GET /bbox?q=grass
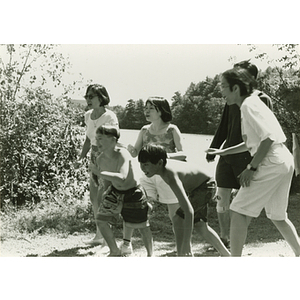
[114,193,300,253]
[1,189,300,252]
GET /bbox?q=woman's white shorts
[230,145,294,221]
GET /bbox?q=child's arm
[99,151,133,187]
[89,161,101,176]
[127,127,145,157]
[167,174,194,256]
[169,126,187,161]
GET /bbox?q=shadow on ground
[26,245,100,257]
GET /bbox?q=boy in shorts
[138,144,230,256]
[89,125,153,256]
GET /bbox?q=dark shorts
[96,185,149,225]
[216,154,251,189]
[176,178,215,223]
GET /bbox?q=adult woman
[206,60,273,248]
[79,84,119,246]
[206,68,300,256]
[124,96,186,254]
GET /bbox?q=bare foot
[107,250,122,257]
[83,238,105,246]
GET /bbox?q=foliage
[171,76,224,134]
[118,99,147,129]
[0,191,94,241]
[0,44,87,207]
[249,44,300,192]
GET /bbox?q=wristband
[247,164,257,171]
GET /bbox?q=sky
[58,44,293,107]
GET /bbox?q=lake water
[118,129,218,179]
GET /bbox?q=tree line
[110,67,299,143]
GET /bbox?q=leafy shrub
[0,87,85,207]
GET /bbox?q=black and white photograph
[1,1,299,299]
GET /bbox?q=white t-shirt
[241,95,286,156]
[85,109,119,146]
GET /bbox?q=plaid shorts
[96,185,149,225]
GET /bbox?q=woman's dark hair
[222,68,256,96]
[138,144,167,166]
[96,124,120,141]
[234,59,259,79]
[86,84,110,106]
[146,96,172,123]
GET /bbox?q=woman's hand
[238,169,255,187]
[205,148,225,156]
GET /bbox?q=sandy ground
[0,232,297,257]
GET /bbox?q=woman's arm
[79,136,91,160]
[206,104,229,162]
[238,138,274,187]
[249,138,273,169]
[206,142,248,156]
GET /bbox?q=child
[138,144,231,257]
[206,67,300,256]
[89,125,153,256]
[126,96,186,254]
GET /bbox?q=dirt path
[0,233,296,257]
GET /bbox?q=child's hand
[89,162,99,175]
[127,144,136,157]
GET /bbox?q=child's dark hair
[86,84,110,106]
[234,59,258,79]
[222,68,256,96]
[146,96,172,122]
[138,144,167,166]
[96,124,120,141]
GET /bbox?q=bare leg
[97,220,121,256]
[123,226,134,242]
[215,188,232,244]
[167,203,181,251]
[230,211,252,256]
[87,180,103,242]
[172,214,192,256]
[139,227,154,256]
[194,221,230,256]
[272,219,300,256]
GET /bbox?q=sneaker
[121,242,133,255]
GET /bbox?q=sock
[123,239,131,246]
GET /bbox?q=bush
[0,88,85,207]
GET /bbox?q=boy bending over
[138,144,230,257]
[89,125,153,256]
